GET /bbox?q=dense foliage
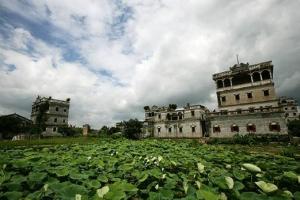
[123,119,143,139]
[288,120,300,137]
[0,116,31,139]
[0,139,299,200]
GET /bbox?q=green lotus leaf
[240,192,268,200]
[242,163,261,173]
[2,191,23,200]
[86,180,101,189]
[255,181,278,193]
[225,176,234,189]
[196,189,219,200]
[97,185,109,198]
[283,171,298,181]
[28,172,47,182]
[197,163,205,173]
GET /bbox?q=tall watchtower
[212,61,278,112]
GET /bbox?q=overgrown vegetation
[0,116,31,139]
[288,120,300,137]
[123,119,143,139]
[0,139,299,199]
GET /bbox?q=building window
[263,90,269,96]
[291,107,296,110]
[231,124,239,132]
[249,107,255,113]
[168,127,172,133]
[179,127,183,133]
[221,110,228,115]
[158,114,161,119]
[221,96,226,102]
[247,124,256,132]
[235,94,240,101]
[285,107,288,110]
[54,118,57,122]
[294,113,297,116]
[269,122,280,132]
[63,119,66,123]
[192,127,196,133]
[191,110,195,116]
[247,92,253,98]
[56,107,59,111]
[64,109,67,112]
[213,125,221,133]
[157,127,161,133]
[53,127,56,132]
[236,109,242,114]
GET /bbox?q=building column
[250,74,254,83]
[222,79,225,87]
[229,78,233,88]
[259,72,263,81]
[269,70,273,80]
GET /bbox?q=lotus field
[0,139,299,200]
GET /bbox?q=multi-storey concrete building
[279,97,299,122]
[144,60,289,138]
[143,104,209,138]
[31,96,70,135]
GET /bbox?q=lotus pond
[0,139,299,200]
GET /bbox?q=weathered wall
[209,112,288,137]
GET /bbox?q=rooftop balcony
[208,106,283,117]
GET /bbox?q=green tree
[168,104,177,111]
[0,116,32,139]
[108,127,121,135]
[32,101,49,135]
[123,119,143,140]
[99,126,109,136]
[288,120,300,137]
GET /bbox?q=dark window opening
[235,94,240,101]
[158,114,161,119]
[179,127,183,133]
[167,114,171,120]
[54,118,57,122]
[247,124,256,132]
[217,80,223,88]
[63,119,66,123]
[168,127,172,133]
[252,72,261,82]
[285,107,288,110]
[269,123,280,132]
[64,109,67,112]
[232,73,252,86]
[178,113,183,120]
[221,110,228,115]
[53,127,56,132]
[249,107,255,113]
[56,107,59,111]
[294,113,297,116]
[231,125,239,132]
[191,110,195,116]
[263,90,269,96]
[291,107,296,110]
[247,92,253,98]
[261,70,271,80]
[192,127,196,133]
[213,126,221,133]
[158,127,161,133]
[224,79,231,87]
[236,109,242,114]
[221,96,226,102]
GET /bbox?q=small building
[0,113,32,139]
[278,97,299,122]
[31,96,70,136]
[82,124,90,136]
[144,104,209,138]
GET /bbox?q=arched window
[217,80,223,88]
[166,113,171,120]
[269,122,280,132]
[224,79,231,87]
[252,72,260,82]
[178,112,183,120]
[157,127,161,133]
[247,123,256,133]
[213,125,221,133]
[231,124,239,132]
[261,70,271,80]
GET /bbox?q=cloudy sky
[0,0,300,128]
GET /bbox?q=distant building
[0,113,32,139]
[82,124,90,136]
[143,60,289,138]
[209,61,287,137]
[143,104,209,138]
[279,97,299,122]
[31,96,70,135]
